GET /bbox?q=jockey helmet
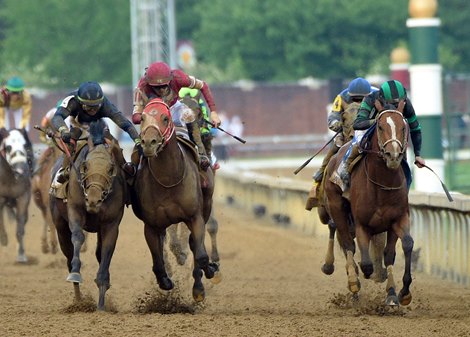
[347,77,371,97]
[145,62,172,86]
[379,80,407,103]
[77,81,104,107]
[6,76,25,92]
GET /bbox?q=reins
[146,142,186,188]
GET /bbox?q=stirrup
[199,154,210,171]
[312,170,323,183]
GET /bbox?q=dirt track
[1,199,470,337]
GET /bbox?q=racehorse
[131,97,218,302]
[168,94,220,271]
[32,145,61,254]
[50,120,127,310]
[321,108,413,306]
[0,128,32,263]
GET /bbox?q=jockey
[51,81,140,184]
[0,76,35,173]
[334,79,426,190]
[306,77,376,210]
[127,61,221,175]
[178,87,219,170]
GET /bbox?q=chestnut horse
[130,98,218,302]
[321,109,413,306]
[50,120,128,310]
[32,145,61,254]
[0,128,32,263]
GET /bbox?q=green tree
[0,0,131,88]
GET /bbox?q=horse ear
[374,99,384,112]
[397,100,405,112]
[87,135,94,151]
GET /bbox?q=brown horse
[0,128,32,263]
[168,94,220,270]
[32,145,61,254]
[321,108,413,306]
[50,120,128,310]
[131,98,218,302]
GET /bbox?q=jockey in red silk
[126,61,221,175]
[335,80,426,190]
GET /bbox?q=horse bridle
[80,148,116,202]
[376,110,408,157]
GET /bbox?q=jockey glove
[60,129,71,143]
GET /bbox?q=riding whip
[293,130,341,175]
[416,162,453,202]
[204,119,246,144]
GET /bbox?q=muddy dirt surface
[1,200,470,337]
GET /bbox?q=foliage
[0,0,470,88]
[0,0,131,88]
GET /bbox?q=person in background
[129,61,221,174]
[178,87,219,169]
[333,79,425,191]
[305,77,375,210]
[0,76,35,173]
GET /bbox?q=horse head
[1,129,30,176]
[79,120,117,213]
[375,109,408,170]
[140,98,174,157]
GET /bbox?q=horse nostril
[151,139,157,146]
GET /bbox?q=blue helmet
[347,77,371,97]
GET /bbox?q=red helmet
[145,62,172,86]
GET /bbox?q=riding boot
[338,143,360,185]
[188,121,210,171]
[312,143,339,183]
[55,155,70,184]
[122,145,140,177]
[202,132,219,170]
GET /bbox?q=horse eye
[5,145,11,153]
[108,166,114,175]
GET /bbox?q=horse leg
[65,213,86,285]
[54,213,82,301]
[48,213,59,254]
[383,231,399,306]
[144,224,173,291]
[40,208,50,254]
[168,223,188,266]
[398,228,414,306]
[356,225,373,279]
[0,205,7,246]
[15,197,29,263]
[207,214,222,284]
[95,224,119,311]
[370,233,387,283]
[207,214,219,263]
[321,220,336,275]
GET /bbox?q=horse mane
[89,120,107,146]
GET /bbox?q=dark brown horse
[0,128,32,263]
[131,98,218,302]
[50,120,128,310]
[321,108,413,306]
[32,145,61,254]
[168,94,220,272]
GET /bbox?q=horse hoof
[66,272,83,283]
[192,288,206,302]
[348,279,361,293]
[16,254,28,263]
[210,271,223,284]
[321,264,334,275]
[399,292,412,306]
[385,295,399,306]
[158,277,174,291]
